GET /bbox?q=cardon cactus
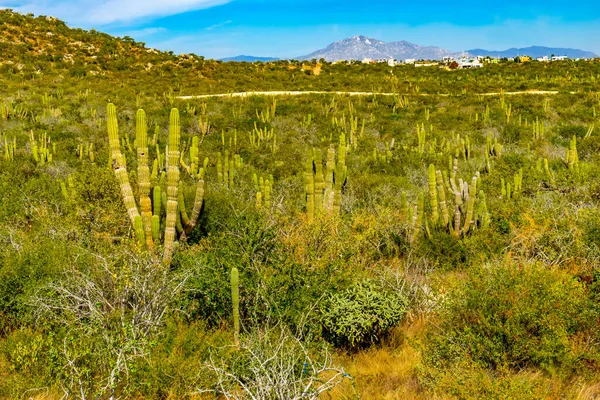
[107,105,205,266]
[231,267,240,346]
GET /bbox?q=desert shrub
[321,281,408,350]
[423,262,599,377]
[198,326,348,399]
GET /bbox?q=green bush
[423,262,599,377]
[320,281,408,350]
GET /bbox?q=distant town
[336,53,591,69]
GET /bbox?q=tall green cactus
[136,110,154,249]
[163,108,181,265]
[436,170,449,227]
[305,152,315,223]
[107,103,141,227]
[231,267,240,346]
[462,176,478,235]
[428,164,439,224]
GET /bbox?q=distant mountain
[467,46,597,59]
[297,35,465,61]
[221,55,279,62]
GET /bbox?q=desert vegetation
[2,9,600,399]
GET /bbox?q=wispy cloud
[0,0,232,26]
[205,19,232,31]
[123,27,167,38]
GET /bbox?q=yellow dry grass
[327,317,427,399]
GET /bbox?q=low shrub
[321,281,408,350]
[423,262,599,378]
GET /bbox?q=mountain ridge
[467,46,597,59]
[296,35,465,61]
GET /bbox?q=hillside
[0,9,204,74]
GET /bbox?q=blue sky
[1,0,599,58]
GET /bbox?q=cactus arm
[184,179,205,235]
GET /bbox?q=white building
[404,58,416,64]
[458,59,483,69]
[551,55,568,61]
[537,56,549,62]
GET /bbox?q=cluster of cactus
[482,104,491,124]
[216,150,242,188]
[501,168,523,199]
[563,135,579,173]
[543,98,550,113]
[301,113,313,128]
[486,135,503,157]
[197,114,211,140]
[180,136,209,177]
[415,162,490,240]
[417,123,426,154]
[256,98,277,123]
[441,133,471,161]
[250,122,276,152]
[330,114,363,151]
[184,102,196,116]
[500,98,512,124]
[253,174,273,210]
[372,140,394,163]
[232,103,244,119]
[76,143,95,163]
[107,104,205,265]
[532,117,545,140]
[220,129,237,150]
[0,102,29,120]
[399,191,425,243]
[392,94,409,113]
[320,96,338,117]
[304,141,348,222]
[29,131,54,164]
[536,157,555,185]
[3,135,16,161]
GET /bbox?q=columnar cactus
[428,164,439,224]
[108,103,140,226]
[163,109,181,265]
[565,135,579,173]
[436,170,450,228]
[136,110,154,249]
[231,267,240,346]
[304,145,347,221]
[107,105,205,265]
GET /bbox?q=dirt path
[178,90,574,100]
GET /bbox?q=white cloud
[205,19,232,30]
[0,0,232,26]
[123,27,167,38]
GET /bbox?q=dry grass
[326,317,427,399]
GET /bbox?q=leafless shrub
[30,250,191,399]
[197,326,348,400]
